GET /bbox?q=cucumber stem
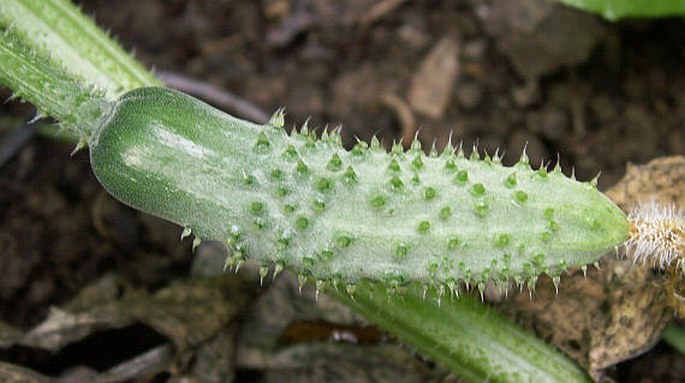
[0,0,161,99]
[330,281,592,383]
[0,30,108,139]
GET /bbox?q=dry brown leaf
[1,274,249,381]
[0,361,50,383]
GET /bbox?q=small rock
[407,37,460,118]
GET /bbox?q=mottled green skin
[90,87,629,288]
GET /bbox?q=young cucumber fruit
[89,87,629,292]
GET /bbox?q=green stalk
[559,0,685,21]
[0,0,160,99]
[331,282,592,383]
[0,30,107,139]
[662,323,685,355]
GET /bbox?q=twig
[158,71,270,124]
[95,343,173,383]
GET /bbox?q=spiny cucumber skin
[90,87,629,290]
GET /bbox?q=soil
[1,0,684,382]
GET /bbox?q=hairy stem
[331,282,592,383]
[0,0,160,99]
[0,30,107,138]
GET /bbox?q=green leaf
[331,281,593,383]
[559,0,685,21]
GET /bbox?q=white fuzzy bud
[626,201,685,270]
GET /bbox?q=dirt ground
[1,0,685,382]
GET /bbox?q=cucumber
[89,87,629,293]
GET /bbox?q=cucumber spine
[89,87,630,295]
